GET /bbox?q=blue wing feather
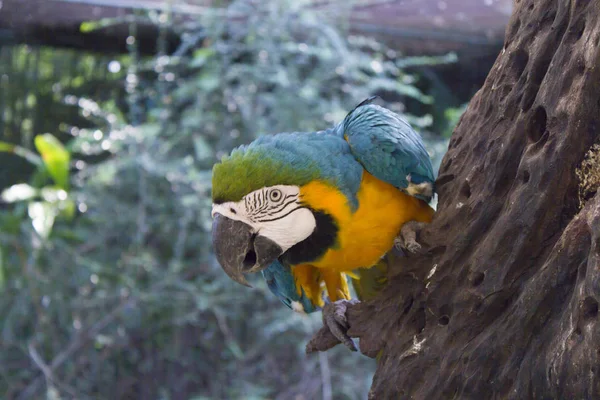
[261,260,319,313]
[333,102,435,201]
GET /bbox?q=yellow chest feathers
[299,172,434,272]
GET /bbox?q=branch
[27,342,82,399]
[318,351,333,400]
[18,298,137,399]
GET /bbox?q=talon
[405,240,422,253]
[307,299,359,353]
[395,220,427,254]
[323,299,358,351]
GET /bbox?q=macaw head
[211,131,361,286]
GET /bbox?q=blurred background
[0,0,511,398]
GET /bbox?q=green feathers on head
[212,134,319,203]
[211,131,363,205]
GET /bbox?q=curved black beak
[211,213,283,287]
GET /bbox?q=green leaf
[34,134,71,190]
[28,201,58,239]
[80,16,140,33]
[190,48,216,67]
[0,141,15,152]
[79,18,117,33]
[1,183,39,203]
[80,21,98,33]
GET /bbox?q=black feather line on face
[280,209,338,266]
[269,198,297,214]
[256,191,267,212]
[255,206,306,223]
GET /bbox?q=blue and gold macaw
[211,97,435,347]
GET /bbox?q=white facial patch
[211,185,316,252]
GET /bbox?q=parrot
[211,97,435,347]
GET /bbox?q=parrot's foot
[306,299,359,353]
[394,220,427,254]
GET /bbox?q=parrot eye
[269,189,282,202]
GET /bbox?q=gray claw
[395,221,427,254]
[322,299,359,352]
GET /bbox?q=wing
[349,247,406,301]
[336,99,435,202]
[349,258,388,301]
[261,260,321,314]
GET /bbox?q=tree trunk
[313,0,600,398]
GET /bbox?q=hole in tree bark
[430,246,447,256]
[521,40,557,112]
[414,307,426,334]
[461,182,471,199]
[508,18,521,43]
[471,272,485,287]
[523,170,530,183]
[437,304,452,326]
[581,296,599,321]
[528,106,547,143]
[511,48,529,78]
[541,8,556,24]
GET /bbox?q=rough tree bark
[311,0,600,398]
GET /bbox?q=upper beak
[211,213,284,287]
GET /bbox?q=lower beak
[211,213,284,287]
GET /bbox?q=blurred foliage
[0,0,452,398]
[0,44,128,191]
[442,103,468,138]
